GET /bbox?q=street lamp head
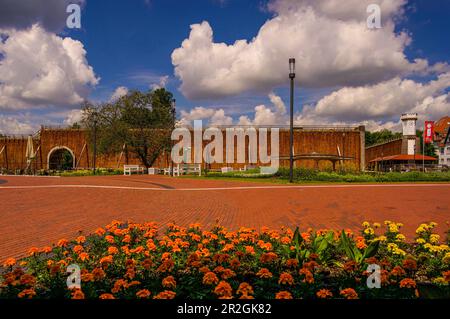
[289,58,296,78]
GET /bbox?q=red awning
[370,154,438,163]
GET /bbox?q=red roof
[434,116,450,134]
[370,154,438,162]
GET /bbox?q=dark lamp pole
[93,111,98,175]
[289,58,296,183]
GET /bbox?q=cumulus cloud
[0,24,99,110]
[110,86,129,102]
[178,106,233,126]
[151,75,169,90]
[63,109,85,126]
[295,72,450,125]
[0,115,35,135]
[0,0,85,32]
[171,0,438,100]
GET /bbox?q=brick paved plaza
[0,175,449,259]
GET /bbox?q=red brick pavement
[0,175,449,260]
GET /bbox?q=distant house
[433,116,450,167]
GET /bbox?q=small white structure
[401,113,418,155]
[124,165,144,175]
[147,168,160,175]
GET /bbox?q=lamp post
[93,111,98,175]
[289,58,296,183]
[170,99,176,177]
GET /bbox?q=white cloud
[295,72,450,125]
[0,0,85,32]
[171,0,437,100]
[0,24,99,110]
[151,75,169,90]
[178,106,233,126]
[0,115,35,135]
[63,109,84,125]
[110,86,129,102]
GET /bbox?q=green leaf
[340,230,355,261]
[362,240,380,260]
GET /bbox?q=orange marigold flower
[214,281,233,298]
[281,236,291,244]
[299,268,314,284]
[92,268,106,281]
[71,289,85,300]
[136,289,151,299]
[18,289,36,299]
[237,282,254,296]
[259,252,278,263]
[95,228,106,236]
[278,272,295,285]
[100,255,113,265]
[316,289,333,299]
[142,258,153,270]
[99,293,115,299]
[108,246,119,255]
[340,288,358,299]
[203,272,219,285]
[76,236,86,244]
[275,291,293,299]
[443,271,450,283]
[28,247,39,256]
[230,258,241,269]
[122,235,131,243]
[81,272,94,282]
[285,259,299,268]
[105,235,115,243]
[157,259,175,273]
[79,252,89,261]
[256,268,273,279]
[162,276,177,289]
[130,246,144,254]
[19,274,36,286]
[3,258,16,267]
[402,259,417,270]
[220,268,236,280]
[57,239,69,247]
[153,290,176,299]
[41,246,52,254]
[399,278,416,289]
[245,246,255,255]
[391,266,406,277]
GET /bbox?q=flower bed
[1,220,449,299]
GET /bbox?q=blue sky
[0,0,449,133]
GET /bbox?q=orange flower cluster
[1,220,448,300]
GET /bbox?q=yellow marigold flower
[373,223,381,229]
[443,252,450,264]
[396,234,406,242]
[388,224,399,233]
[374,236,387,242]
[363,228,374,235]
[430,234,440,244]
[362,222,370,228]
[416,238,426,244]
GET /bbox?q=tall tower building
[401,113,418,155]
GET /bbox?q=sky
[0,0,449,135]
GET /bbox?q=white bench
[181,163,202,176]
[221,167,234,173]
[148,168,160,175]
[164,165,180,176]
[124,165,144,175]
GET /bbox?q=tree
[82,88,176,168]
[416,130,438,158]
[365,129,402,147]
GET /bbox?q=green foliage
[82,88,175,168]
[339,230,380,264]
[365,129,402,147]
